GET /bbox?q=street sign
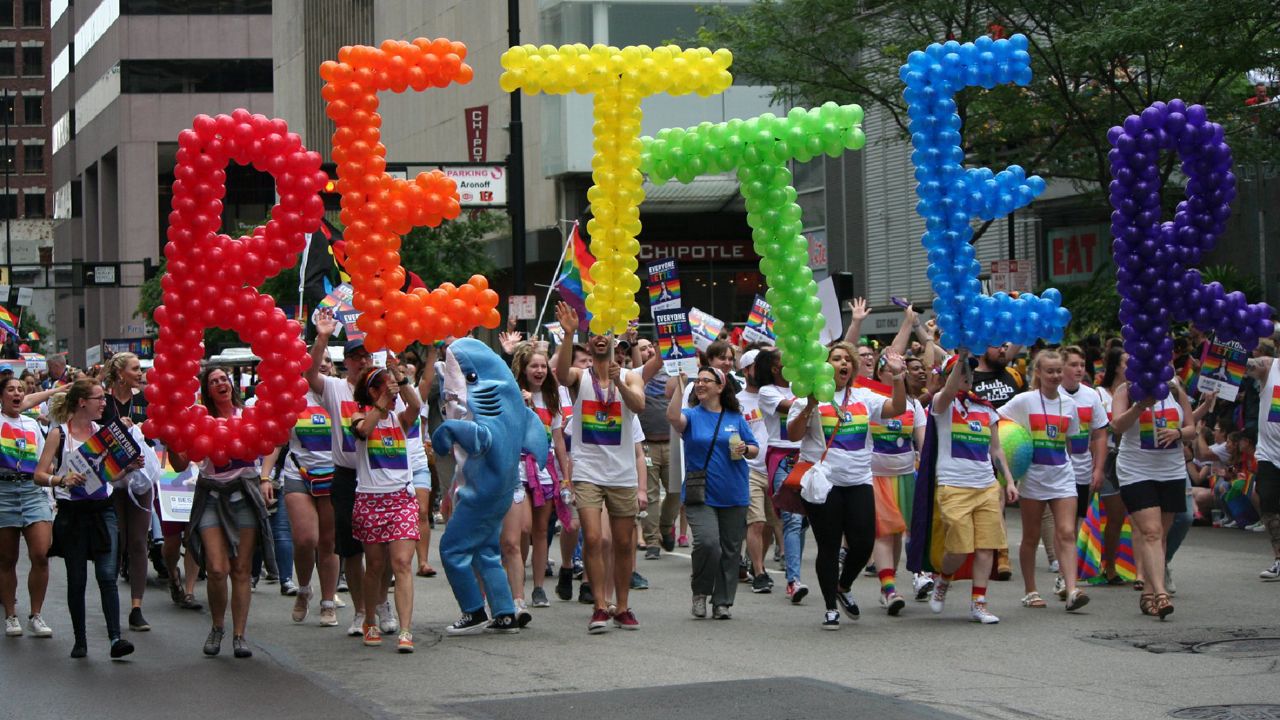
[84,262,120,287]
[399,163,507,208]
[509,295,536,320]
[990,259,1034,293]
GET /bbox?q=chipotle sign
[639,239,759,262]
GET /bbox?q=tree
[135,211,504,352]
[698,0,1280,201]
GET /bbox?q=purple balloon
[1108,100,1275,399]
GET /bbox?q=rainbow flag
[1076,493,1136,584]
[0,306,17,337]
[554,221,595,321]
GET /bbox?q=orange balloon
[322,37,499,349]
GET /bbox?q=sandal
[1020,592,1047,608]
[1132,579,1145,592]
[1139,592,1156,616]
[1066,589,1090,612]
[1154,592,1174,620]
[416,565,437,578]
[1106,574,1125,586]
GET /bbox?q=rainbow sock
[972,585,987,603]
[878,568,896,596]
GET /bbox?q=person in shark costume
[432,338,549,634]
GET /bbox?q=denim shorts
[194,493,257,532]
[0,480,52,528]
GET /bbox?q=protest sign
[687,307,725,351]
[67,419,143,497]
[654,309,698,376]
[742,295,776,344]
[646,259,682,314]
[1197,338,1248,402]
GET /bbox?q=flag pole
[532,221,575,338]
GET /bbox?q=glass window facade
[122,0,271,13]
[21,45,40,76]
[23,143,42,173]
[24,191,43,217]
[120,59,272,93]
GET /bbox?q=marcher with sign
[35,379,140,659]
[100,352,155,633]
[0,375,53,639]
[667,367,758,621]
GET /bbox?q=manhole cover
[1169,705,1280,719]
[1192,637,1280,658]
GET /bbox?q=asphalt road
[2,514,1277,720]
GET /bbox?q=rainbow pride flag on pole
[554,221,595,321]
[0,305,18,338]
[1076,493,1136,584]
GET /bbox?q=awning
[641,174,745,213]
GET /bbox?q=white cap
[738,349,760,370]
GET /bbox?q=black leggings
[803,484,876,611]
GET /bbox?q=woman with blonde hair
[100,352,154,632]
[998,350,1088,612]
[35,379,140,659]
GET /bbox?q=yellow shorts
[573,482,638,519]
[937,484,1006,555]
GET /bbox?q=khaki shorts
[574,481,639,519]
[937,484,1006,555]
[746,470,775,525]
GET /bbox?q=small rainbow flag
[554,221,595,321]
[1076,493,1136,584]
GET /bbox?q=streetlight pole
[507,0,527,298]
[3,88,9,283]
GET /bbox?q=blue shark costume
[432,338,548,625]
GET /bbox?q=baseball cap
[738,349,760,370]
[343,339,367,356]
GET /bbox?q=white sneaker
[27,614,52,638]
[1165,566,1177,595]
[691,594,707,618]
[1048,559,1060,574]
[4,615,22,637]
[347,611,365,637]
[970,601,1000,624]
[377,602,399,634]
[1260,559,1280,581]
[929,580,950,614]
[912,572,934,601]
[318,601,339,627]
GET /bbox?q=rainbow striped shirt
[367,423,408,471]
[294,405,333,452]
[820,402,870,452]
[872,409,914,456]
[950,406,991,462]
[1068,406,1093,455]
[1269,386,1280,423]
[1139,407,1181,450]
[339,400,359,453]
[0,419,38,473]
[581,399,623,447]
[1029,413,1070,466]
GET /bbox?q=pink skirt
[352,489,421,544]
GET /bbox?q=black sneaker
[630,572,650,590]
[556,568,574,601]
[109,638,135,659]
[128,607,150,632]
[739,559,751,583]
[337,573,348,593]
[644,546,660,560]
[447,610,489,636]
[545,560,556,578]
[203,627,224,656]
[70,641,87,659]
[752,572,773,594]
[822,610,840,630]
[836,589,860,620]
[232,635,252,658]
[660,526,676,552]
[578,582,595,605]
[488,614,519,634]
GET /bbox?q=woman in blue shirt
[667,366,758,621]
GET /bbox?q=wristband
[398,378,411,386]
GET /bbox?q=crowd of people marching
[1,300,1278,660]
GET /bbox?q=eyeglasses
[858,352,874,358]
[694,378,720,385]
[86,394,106,401]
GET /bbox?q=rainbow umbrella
[1076,493,1136,584]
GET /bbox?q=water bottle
[559,485,574,506]
[728,430,742,460]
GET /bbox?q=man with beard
[553,302,648,633]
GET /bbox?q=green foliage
[696,0,1280,195]
[1053,264,1121,340]
[1200,263,1263,302]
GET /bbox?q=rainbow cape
[907,413,981,580]
[554,221,595,321]
[1075,493,1137,584]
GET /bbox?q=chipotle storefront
[635,211,763,327]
